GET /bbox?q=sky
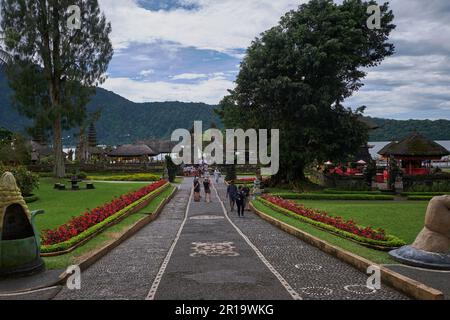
[97,0,450,120]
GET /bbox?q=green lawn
[41,185,176,270]
[253,199,429,264]
[29,178,153,233]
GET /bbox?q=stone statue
[412,196,450,253]
[390,195,450,270]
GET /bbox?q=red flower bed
[261,194,387,241]
[42,180,167,245]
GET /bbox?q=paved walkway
[55,180,190,300]
[54,178,408,300]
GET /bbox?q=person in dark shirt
[203,177,211,203]
[235,186,246,217]
[193,177,201,202]
[242,185,250,211]
[226,180,238,211]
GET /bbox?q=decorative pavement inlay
[190,242,240,257]
[190,215,225,220]
[344,284,377,295]
[299,286,334,296]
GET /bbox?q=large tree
[217,0,395,184]
[1,0,113,177]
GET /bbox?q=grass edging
[274,193,395,201]
[257,197,405,250]
[57,185,178,280]
[41,182,170,256]
[249,202,444,300]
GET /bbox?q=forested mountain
[0,70,221,145]
[1,70,449,145]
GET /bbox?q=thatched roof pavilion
[137,139,176,155]
[378,132,449,175]
[108,144,157,163]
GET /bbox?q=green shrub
[323,189,383,195]
[87,173,161,182]
[0,165,39,196]
[401,192,449,196]
[407,181,450,192]
[165,155,177,183]
[273,192,394,201]
[407,196,433,201]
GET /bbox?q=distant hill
[0,70,222,145]
[1,70,449,145]
[367,117,450,142]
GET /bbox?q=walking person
[193,177,201,202]
[235,186,246,217]
[214,167,221,183]
[203,176,211,203]
[226,180,238,211]
[242,185,250,211]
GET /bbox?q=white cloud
[98,0,302,52]
[139,69,155,76]
[171,73,208,80]
[102,76,235,104]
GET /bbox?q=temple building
[107,144,157,164]
[378,131,450,176]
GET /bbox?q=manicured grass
[252,199,429,264]
[295,200,428,245]
[274,192,394,201]
[29,178,151,233]
[42,185,176,270]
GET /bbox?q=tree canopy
[1,0,113,177]
[217,0,396,183]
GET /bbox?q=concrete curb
[57,186,178,284]
[250,202,445,300]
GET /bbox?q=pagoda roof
[378,132,449,158]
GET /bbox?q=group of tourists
[191,167,257,218]
[226,180,250,217]
[192,167,221,203]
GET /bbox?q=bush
[273,192,394,201]
[0,165,39,196]
[407,196,433,201]
[165,155,177,183]
[87,173,161,182]
[323,189,383,195]
[225,164,237,182]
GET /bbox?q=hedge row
[322,189,384,195]
[407,196,434,201]
[401,192,450,196]
[256,198,405,249]
[273,192,395,201]
[41,183,169,253]
[87,173,161,182]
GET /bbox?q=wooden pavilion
[107,144,157,164]
[378,132,450,176]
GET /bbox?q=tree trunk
[53,114,65,178]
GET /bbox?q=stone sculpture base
[389,245,450,270]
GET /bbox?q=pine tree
[1,0,113,177]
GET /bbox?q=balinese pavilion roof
[108,144,157,157]
[137,139,177,154]
[378,132,450,158]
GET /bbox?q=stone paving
[215,183,408,300]
[54,181,190,300]
[53,177,408,300]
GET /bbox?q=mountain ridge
[1,70,449,145]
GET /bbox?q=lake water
[369,141,450,160]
